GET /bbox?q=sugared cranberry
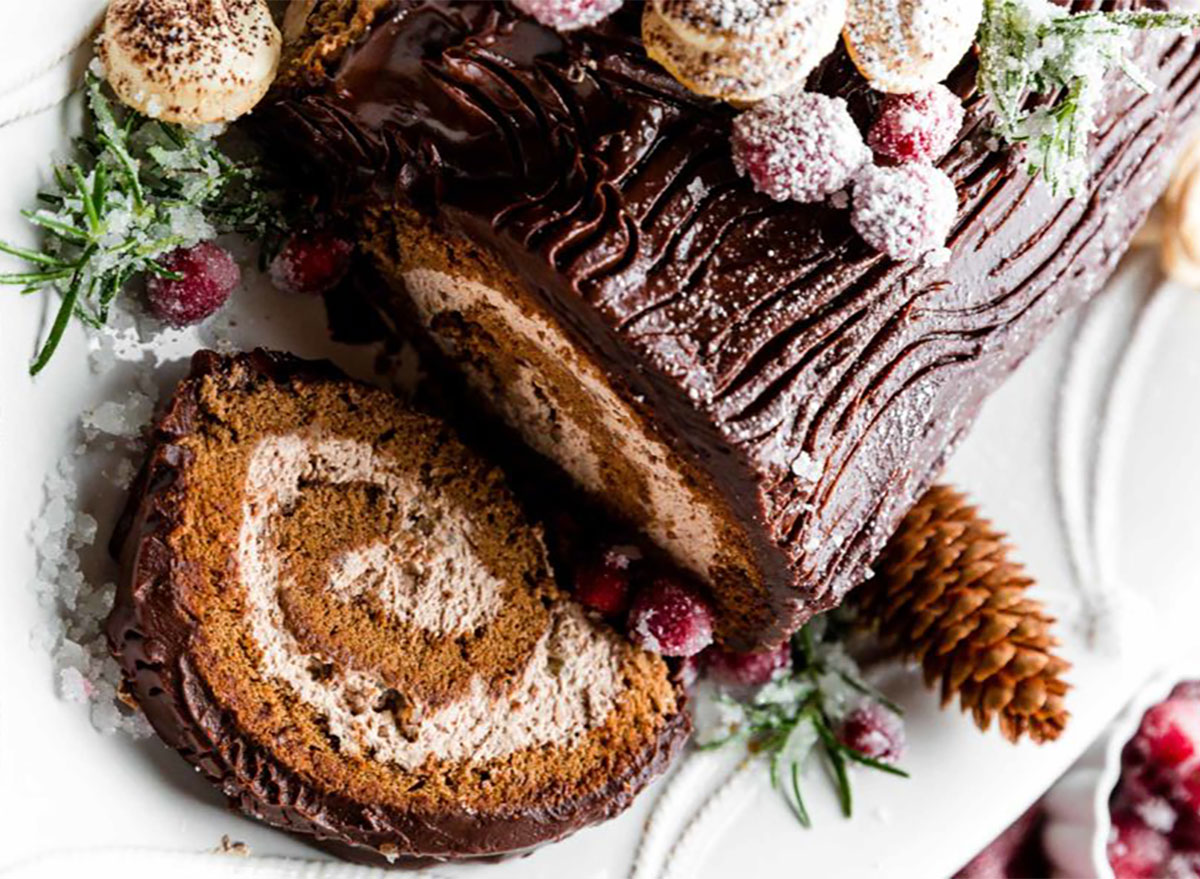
[1178,773,1200,817]
[1173,806,1200,851]
[1138,700,1200,770]
[836,702,906,764]
[731,91,870,204]
[573,547,636,616]
[510,0,623,31]
[868,85,965,165]
[1166,852,1200,879]
[1108,812,1172,879]
[851,163,958,261]
[146,241,239,326]
[702,642,790,687]
[627,578,713,657]
[268,231,354,296]
[1173,681,1200,702]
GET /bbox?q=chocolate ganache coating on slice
[266,1,1200,649]
[107,349,688,863]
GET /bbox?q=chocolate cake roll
[268,2,1200,649]
[107,350,688,862]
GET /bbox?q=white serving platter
[3,12,1200,878]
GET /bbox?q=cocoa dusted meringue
[642,0,845,104]
[98,0,281,125]
[843,0,981,94]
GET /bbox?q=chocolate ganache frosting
[267,1,1200,649]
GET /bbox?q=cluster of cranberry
[731,86,964,262]
[1108,682,1200,878]
[573,545,904,764]
[144,230,354,326]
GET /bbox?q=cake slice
[107,349,688,862]
[267,2,1200,649]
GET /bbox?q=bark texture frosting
[266,1,1200,648]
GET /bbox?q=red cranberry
[702,642,790,687]
[268,231,354,296]
[1108,812,1171,879]
[836,702,905,764]
[1173,681,1200,702]
[573,547,635,616]
[851,163,958,261]
[510,0,623,31]
[1179,773,1200,817]
[731,91,870,204]
[626,578,713,657]
[145,241,239,326]
[1166,852,1200,879]
[1173,805,1200,852]
[1139,700,1200,770]
[867,84,965,165]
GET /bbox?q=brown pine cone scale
[854,485,1071,744]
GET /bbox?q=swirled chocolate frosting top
[269,1,1200,647]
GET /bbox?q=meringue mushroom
[643,0,846,104]
[98,0,281,125]
[843,0,982,94]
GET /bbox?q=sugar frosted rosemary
[978,0,1200,196]
[697,616,907,827]
[0,72,287,374]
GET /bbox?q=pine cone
[853,485,1071,744]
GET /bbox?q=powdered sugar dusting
[511,0,624,32]
[851,163,958,260]
[844,0,981,94]
[731,92,870,203]
[644,0,844,103]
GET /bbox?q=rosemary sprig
[978,0,1200,196]
[697,617,908,827]
[0,71,290,374]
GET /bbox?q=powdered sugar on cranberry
[868,85,965,164]
[837,701,906,764]
[851,163,958,260]
[511,0,623,31]
[731,92,870,203]
[627,578,714,657]
[146,241,240,326]
[702,641,790,687]
[268,231,354,296]
[573,546,637,616]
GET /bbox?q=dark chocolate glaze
[106,349,690,863]
[265,1,1200,648]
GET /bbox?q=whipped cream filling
[237,433,622,768]
[402,268,725,584]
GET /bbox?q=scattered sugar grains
[33,379,157,738]
[26,299,206,739]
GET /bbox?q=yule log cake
[107,350,688,862]
[268,1,1200,649]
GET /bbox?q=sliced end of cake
[107,349,688,862]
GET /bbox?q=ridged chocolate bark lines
[265,1,1200,646]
